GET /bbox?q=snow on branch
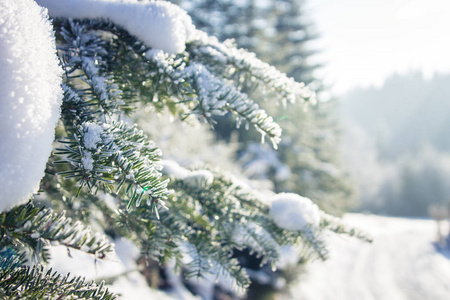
[181,63,283,146]
[55,20,171,211]
[0,253,116,299]
[269,193,321,231]
[0,0,62,212]
[144,51,283,146]
[36,0,196,54]
[37,0,312,148]
[0,202,113,262]
[188,34,317,106]
[58,19,125,119]
[55,120,170,210]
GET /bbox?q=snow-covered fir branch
[187,33,317,106]
[0,0,368,298]
[0,202,113,263]
[37,0,196,54]
[38,0,315,148]
[55,19,171,210]
[0,252,116,300]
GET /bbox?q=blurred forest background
[342,72,450,217]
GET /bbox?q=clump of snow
[183,170,214,188]
[83,122,104,150]
[82,150,94,171]
[161,160,191,179]
[161,160,214,188]
[270,193,321,231]
[36,0,196,54]
[48,237,135,280]
[0,0,62,212]
[145,48,167,62]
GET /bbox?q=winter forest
[1,0,450,299]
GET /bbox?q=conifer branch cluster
[0,252,116,300]
[0,2,366,298]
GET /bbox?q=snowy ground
[291,213,450,300]
[48,214,450,299]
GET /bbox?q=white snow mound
[36,0,196,54]
[270,193,320,231]
[161,160,191,180]
[161,160,214,188]
[0,0,62,212]
[184,170,214,188]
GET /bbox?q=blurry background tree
[341,72,450,218]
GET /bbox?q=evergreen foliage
[0,1,365,298]
[0,252,115,300]
[0,202,112,263]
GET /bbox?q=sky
[305,0,450,95]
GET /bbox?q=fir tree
[0,0,367,298]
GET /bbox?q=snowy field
[292,213,450,300]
